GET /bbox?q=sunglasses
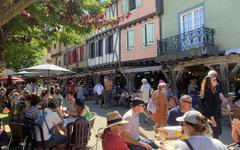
[212,78,217,82]
[183,101,192,104]
[117,124,123,127]
[139,104,145,107]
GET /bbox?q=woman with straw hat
[102,111,130,150]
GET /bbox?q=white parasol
[22,63,75,77]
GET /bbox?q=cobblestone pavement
[85,100,234,150]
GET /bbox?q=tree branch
[0,0,40,27]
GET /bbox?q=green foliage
[2,0,107,70]
[4,40,44,71]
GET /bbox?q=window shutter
[126,31,129,49]
[96,41,99,56]
[142,24,146,46]
[76,48,78,62]
[136,0,141,8]
[122,0,128,14]
[80,46,84,61]
[147,23,154,45]
[93,43,96,58]
[68,50,71,65]
[129,30,134,49]
[105,37,109,54]
[88,44,91,58]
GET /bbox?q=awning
[93,69,115,75]
[123,66,162,73]
[225,48,240,55]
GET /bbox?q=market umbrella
[13,71,39,77]
[22,63,75,77]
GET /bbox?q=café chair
[67,117,90,150]
[8,122,28,150]
[28,121,59,150]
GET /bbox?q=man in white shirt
[36,100,66,144]
[122,99,159,150]
[93,82,104,107]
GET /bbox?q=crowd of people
[0,69,240,150]
[101,70,240,150]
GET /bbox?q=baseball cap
[176,110,203,125]
[131,99,145,107]
[207,70,217,78]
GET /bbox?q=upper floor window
[89,42,95,58]
[122,0,141,14]
[53,43,56,49]
[96,39,103,56]
[179,6,205,50]
[143,22,154,46]
[105,35,113,54]
[180,6,204,33]
[126,29,134,50]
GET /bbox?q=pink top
[102,130,129,150]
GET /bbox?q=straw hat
[105,111,128,128]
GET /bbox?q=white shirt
[36,108,62,141]
[140,83,151,103]
[174,135,228,150]
[93,83,104,95]
[123,109,140,140]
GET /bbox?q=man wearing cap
[167,95,193,126]
[174,110,227,150]
[122,99,159,150]
[102,111,130,150]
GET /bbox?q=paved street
[85,100,234,150]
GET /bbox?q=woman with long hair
[200,71,222,138]
[174,110,227,150]
[152,80,168,129]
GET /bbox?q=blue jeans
[128,136,159,150]
[45,134,67,145]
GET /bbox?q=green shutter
[122,0,128,14]
[147,23,154,45]
[136,0,141,8]
[126,31,129,49]
[105,37,108,54]
[129,30,134,49]
[142,24,146,46]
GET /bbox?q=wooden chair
[28,121,59,150]
[67,117,90,150]
[8,122,28,150]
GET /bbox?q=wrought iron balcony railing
[158,27,215,55]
